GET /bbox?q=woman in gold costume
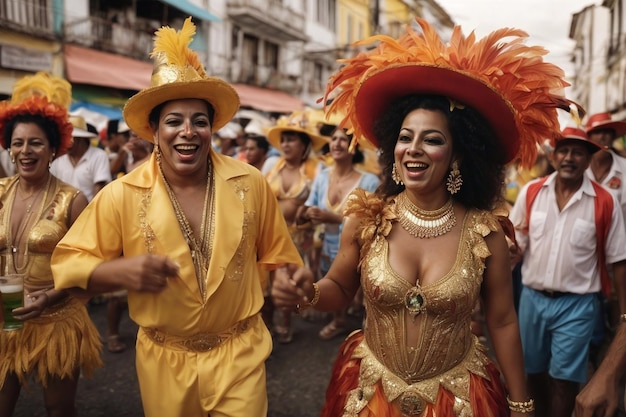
[273,19,581,417]
[0,72,102,416]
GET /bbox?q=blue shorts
[518,286,600,383]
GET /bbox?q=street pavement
[11,302,361,417]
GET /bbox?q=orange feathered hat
[323,18,583,167]
[0,72,73,156]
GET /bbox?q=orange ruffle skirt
[321,331,509,417]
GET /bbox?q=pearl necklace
[395,191,456,239]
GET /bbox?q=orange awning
[64,44,152,91]
[232,83,303,113]
[64,47,302,112]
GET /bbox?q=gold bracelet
[620,313,626,323]
[507,397,534,413]
[306,282,320,307]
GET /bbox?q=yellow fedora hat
[266,110,329,151]
[124,17,239,143]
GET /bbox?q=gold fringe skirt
[0,297,103,387]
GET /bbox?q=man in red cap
[510,127,626,417]
[585,112,626,221]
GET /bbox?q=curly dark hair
[3,113,63,153]
[373,94,506,210]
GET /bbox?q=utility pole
[372,0,380,34]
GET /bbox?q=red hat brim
[586,120,626,138]
[556,137,603,154]
[354,64,518,163]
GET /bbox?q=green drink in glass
[0,274,24,331]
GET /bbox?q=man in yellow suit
[51,18,302,417]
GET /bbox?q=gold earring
[154,143,161,163]
[9,151,14,164]
[392,163,403,185]
[446,161,462,194]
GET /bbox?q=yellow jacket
[51,150,302,334]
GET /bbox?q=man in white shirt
[585,112,626,221]
[50,115,111,201]
[510,127,626,417]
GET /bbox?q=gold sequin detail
[138,190,155,254]
[342,192,500,417]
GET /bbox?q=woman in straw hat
[299,124,379,341]
[51,18,302,417]
[262,111,328,343]
[0,72,102,416]
[273,18,581,416]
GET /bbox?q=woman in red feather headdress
[273,18,581,417]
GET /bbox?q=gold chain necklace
[8,175,52,273]
[159,161,214,300]
[396,191,456,238]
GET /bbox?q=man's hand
[271,264,314,312]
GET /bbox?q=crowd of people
[0,14,626,417]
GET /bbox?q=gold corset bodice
[0,175,79,290]
[341,189,500,416]
[361,210,485,383]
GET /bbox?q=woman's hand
[306,206,332,224]
[271,264,314,312]
[12,289,49,321]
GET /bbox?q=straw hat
[585,112,626,138]
[244,119,266,137]
[124,17,239,143]
[117,120,130,134]
[323,18,582,167]
[70,115,98,139]
[554,126,603,154]
[266,111,328,151]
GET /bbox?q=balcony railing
[0,0,55,37]
[226,0,307,42]
[64,16,153,61]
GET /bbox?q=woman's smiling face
[10,122,54,182]
[393,108,455,196]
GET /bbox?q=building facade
[0,0,454,123]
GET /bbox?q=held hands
[271,263,315,312]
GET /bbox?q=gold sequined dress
[321,189,509,417]
[0,175,102,387]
